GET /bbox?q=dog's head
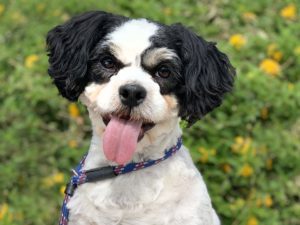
[46,11,235,164]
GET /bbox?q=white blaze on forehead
[106,19,158,64]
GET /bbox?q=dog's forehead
[106,19,159,64]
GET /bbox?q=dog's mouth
[102,114,155,165]
[102,114,155,140]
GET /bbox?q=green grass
[0,0,299,224]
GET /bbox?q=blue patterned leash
[59,137,182,225]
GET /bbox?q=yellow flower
[163,7,172,16]
[42,172,64,187]
[267,44,283,62]
[247,216,258,225]
[294,46,300,55]
[198,147,217,163]
[68,103,80,118]
[68,140,78,148]
[210,148,216,156]
[52,172,64,183]
[36,3,45,12]
[61,13,70,22]
[0,203,12,221]
[0,4,5,15]
[235,136,244,144]
[230,198,245,211]
[231,136,252,154]
[231,136,244,153]
[53,9,62,17]
[264,195,273,207]
[272,51,283,62]
[260,107,268,120]
[60,186,66,196]
[229,34,247,50]
[280,4,297,20]
[0,203,8,220]
[25,54,39,68]
[198,147,209,163]
[11,11,26,24]
[242,12,257,22]
[241,138,251,154]
[221,163,232,173]
[267,44,276,56]
[239,164,253,177]
[266,158,273,170]
[288,83,294,91]
[259,59,281,77]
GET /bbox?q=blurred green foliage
[0,0,299,224]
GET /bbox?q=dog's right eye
[100,56,116,69]
[156,66,171,78]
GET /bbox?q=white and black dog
[47,11,235,225]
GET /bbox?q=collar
[64,137,183,197]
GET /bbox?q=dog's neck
[83,109,182,170]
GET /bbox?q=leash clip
[64,182,77,196]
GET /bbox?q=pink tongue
[103,116,142,165]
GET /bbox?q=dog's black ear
[46,11,125,101]
[171,24,235,125]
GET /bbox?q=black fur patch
[140,47,182,95]
[88,45,126,84]
[46,11,127,101]
[152,24,236,125]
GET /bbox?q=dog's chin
[102,114,155,141]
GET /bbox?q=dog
[46,11,235,225]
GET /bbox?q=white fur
[106,19,158,65]
[68,19,220,225]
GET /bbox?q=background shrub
[0,0,299,224]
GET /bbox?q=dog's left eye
[101,56,116,69]
[156,66,171,78]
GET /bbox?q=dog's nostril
[119,84,147,107]
[135,90,146,101]
[120,88,129,98]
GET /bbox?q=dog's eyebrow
[142,47,179,67]
[104,42,120,55]
[99,42,131,66]
[96,43,118,57]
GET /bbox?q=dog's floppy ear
[46,11,124,101]
[171,24,235,125]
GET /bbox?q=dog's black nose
[119,84,146,107]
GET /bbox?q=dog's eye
[156,66,171,78]
[101,56,116,69]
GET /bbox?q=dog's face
[82,19,181,126]
[47,11,235,164]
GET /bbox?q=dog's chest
[68,175,172,224]
[66,155,213,225]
